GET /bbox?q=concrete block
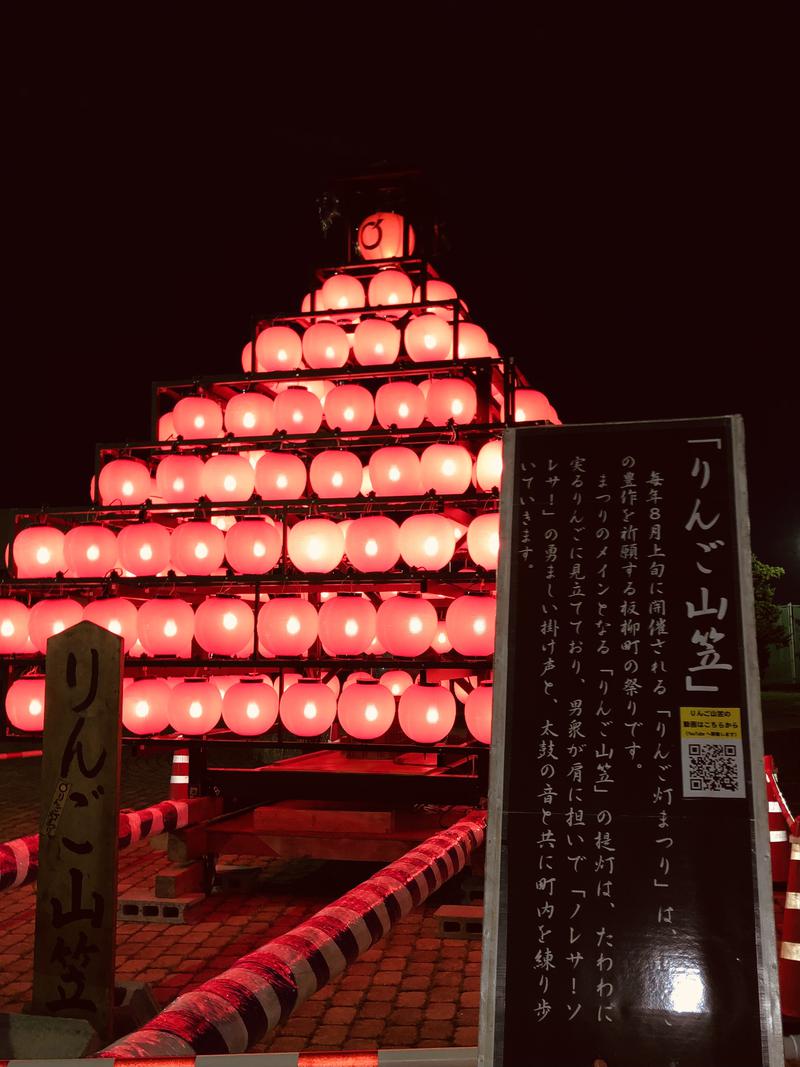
[118,891,205,923]
[0,1011,100,1059]
[434,904,484,940]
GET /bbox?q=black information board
[480,417,781,1067]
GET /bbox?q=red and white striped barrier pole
[0,1048,479,1066]
[780,839,800,1017]
[170,747,191,800]
[765,755,791,884]
[100,812,486,1060]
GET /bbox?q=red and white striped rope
[2,1049,477,1066]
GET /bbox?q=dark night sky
[4,11,797,595]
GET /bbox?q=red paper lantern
[317,594,376,656]
[172,397,223,439]
[201,454,256,503]
[169,678,222,734]
[241,341,255,373]
[379,669,413,697]
[5,677,46,731]
[412,280,461,321]
[257,597,318,656]
[399,514,456,570]
[420,444,473,495]
[194,597,254,657]
[309,451,362,499]
[514,388,555,423]
[117,522,171,576]
[170,521,225,576]
[300,290,327,323]
[279,678,336,737]
[155,455,205,503]
[63,525,118,578]
[287,518,344,573]
[255,326,303,372]
[368,269,413,312]
[320,274,365,315]
[123,678,171,735]
[273,387,323,434]
[225,393,276,437]
[28,598,83,653]
[98,459,152,505]
[375,382,425,429]
[158,412,176,441]
[404,314,453,362]
[376,594,437,657]
[223,678,279,736]
[352,318,401,366]
[368,447,423,497]
[431,621,453,654]
[337,679,395,739]
[465,681,492,744]
[425,378,477,426]
[0,600,30,654]
[445,594,496,656]
[357,213,415,261]
[398,682,456,743]
[302,322,350,370]
[13,526,66,578]
[82,597,138,652]
[467,513,500,569]
[344,516,401,572]
[225,519,282,574]
[137,597,194,657]
[254,452,307,499]
[454,323,489,360]
[323,384,375,431]
[476,439,503,492]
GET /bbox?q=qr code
[688,742,740,793]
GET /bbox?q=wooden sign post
[480,417,782,1066]
[32,621,123,1042]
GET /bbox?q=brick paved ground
[0,752,482,1054]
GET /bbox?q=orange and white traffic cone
[169,747,190,800]
[765,756,791,885]
[780,840,800,1017]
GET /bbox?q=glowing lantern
[323,384,375,431]
[201,454,255,503]
[213,675,242,696]
[122,678,171,735]
[28,598,83,653]
[225,519,282,574]
[375,382,425,430]
[118,522,171,576]
[13,526,66,578]
[465,682,492,744]
[241,341,255,372]
[98,459,151,505]
[0,600,30,654]
[398,683,456,743]
[194,597,254,658]
[158,412,176,441]
[287,519,344,573]
[368,447,423,497]
[273,670,303,694]
[425,378,477,426]
[254,452,307,499]
[368,269,413,312]
[344,516,401,572]
[320,274,365,315]
[413,280,460,321]
[170,521,225,576]
[82,598,138,652]
[337,679,395,739]
[223,679,279,736]
[357,212,415,261]
[404,314,453,362]
[5,677,46,731]
[169,679,222,734]
[467,513,500,570]
[300,290,327,323]
[398,514,457,570]
[302,323,350,370]
[274,388,323,434]
[257,597,318,656]
[431,622,453,654]
[137,598,194,657]
[225,393,276,437]
[380,670,413,697]
[376,594,437,657]
[352,319,401,366]
[420,444,473,495]
[255,326,303,372]
[445,594,496,656]
[318,594,376,656]
[514,388,554,423]
[172,397,223,440]
[454,323,489,360]
[63,525,118,578]
[476,439,503,492]
[279,678,336,737]
[155,455,205,504]
[342,671,374,690]
[309,451,362,499]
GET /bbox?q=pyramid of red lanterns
[0,212,558,750]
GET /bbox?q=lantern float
[224,518,282,574]
[222,678,279,736]
[404,313,453,362]
[170,521,226,576]
[255,326,303,372]
[13,526,66,578]
[279,678,337,737]
[201,454,256,503]
[118,522,172,576]
[257,596,318,656]
[273,387,324,434]
[467,512,500,570]
[357,212,415,261]
[445,593,497,656]
[302,322,350,370]
[420,444,473,495]
[352,318,401,367]
[155,455,206,504]
[465,681,493,744]
[337,679,395,739]
[367,269,413,312]
[5,677,46,731]
[122,678,171,735]
[169,678,222,734]
[224,393,276,437]
[98,459,152,505]
[374,382,426,430]
[63,524,118,578]
[425,377,477,426]
[194,596,255,657]
[309,451,363,498]
[82,597,138,652]
[172,397,224,440]
[317,594,376,656]
[28,598,84,653]
[287,518,344,573]
[0,600,30,654]
[254,452,307,499]
[368,447,423,496]
[398,514,456,570]
[323,384,375,431]
[376,594,438,657]
[398,682,456,743]
[344,515,401,572]
[137,597,194,657]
